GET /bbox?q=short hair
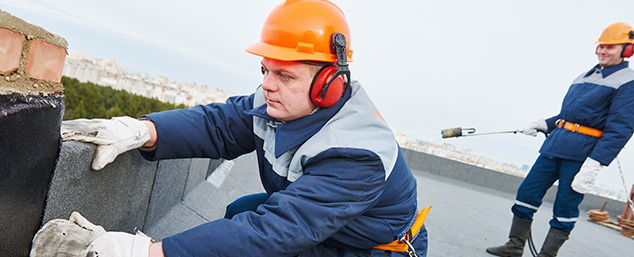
[299,61,334,77]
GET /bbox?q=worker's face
[597,44,624,68]
[260,58,317,122]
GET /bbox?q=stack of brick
[0,10,67,257]
[0,11,66,95]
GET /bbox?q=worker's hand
[30,211,153,257]
[521,118,547,137]
[571,157,602,194]
[61,116,150,170]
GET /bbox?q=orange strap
[555,119,602,138]
[373,206,433,252]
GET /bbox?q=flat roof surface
[414,168,633,256]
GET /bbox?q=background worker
[30,1,430,256]
[486,22,634,257]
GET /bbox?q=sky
[2,0,634,196]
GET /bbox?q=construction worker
[486,22,634,257]
[30,1,430,256]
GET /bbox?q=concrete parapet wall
[401,148,626,219]
[44,143,627,241]
[42,141,222,233]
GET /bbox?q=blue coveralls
[141,80,427,257]
[512,61,634,233]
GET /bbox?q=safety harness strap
[555,119,602,138]
[373,206,433,252]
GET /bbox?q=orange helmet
[245,0,353,62]
[596,22,634,45]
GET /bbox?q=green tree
[61,76,186,120]
[72,99,87,119]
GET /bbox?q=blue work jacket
[141,80,421,256]
[541,61,634,165]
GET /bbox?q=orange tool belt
[373,206,433,253]
[555,119,603,138]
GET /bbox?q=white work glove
[571,157,603,194]
[30,212,153,257]
[521,118,547,137]
[61,116,150,170]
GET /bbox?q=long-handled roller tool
[441,126,535,257]
[441,127,522,139]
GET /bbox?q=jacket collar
[245,89,352,158]
[585,61,630,78]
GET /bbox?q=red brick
[26,39,66,82]
[0,28,25,75]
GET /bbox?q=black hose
[527,230,538,257]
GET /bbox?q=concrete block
[487,170,522,194]
[206,158,224,177]
[43,141,158,233]
[25,39,66,82]
[465,168,488,186]
[145,158,191,230]
[184,158,211,195]
[445,162,475,182]
[183,182,229,221]
[182,153,264,221]
[0,28,24,75]
[144,203,208,241]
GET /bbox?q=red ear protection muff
[620,30,634,58]
[310,65,346,108]
[622,43,634,58]
[309,33,350,108]
[626,30,634,58]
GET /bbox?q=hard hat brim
[245,41,353,62]
[595,41,633,44]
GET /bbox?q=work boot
[486,216,532,257]
[536,227,569,257]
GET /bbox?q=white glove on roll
[61,116,150,170]
[521,118,547,137]
[31,212,153,257]
[571,157,602,194]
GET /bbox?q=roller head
[441,127,463,138]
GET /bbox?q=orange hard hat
[596,22,634,45]
[245,0,353,62]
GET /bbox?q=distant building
[61,50,235,107]
[397,132,530,176]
